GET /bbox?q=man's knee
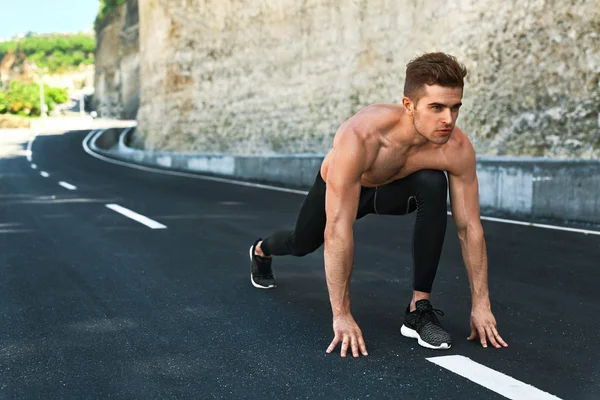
[288,233,322,257]
[291,242,322,257]
[291,248,311,257]
[414,169,447,194]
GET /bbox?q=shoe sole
[400,324,451,350]
[249,245,276,289]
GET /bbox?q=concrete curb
[90,128,324,189]
[88,127,600,226]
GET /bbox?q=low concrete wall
[94,128,122,150]
[91,128,600,226]
[476,158,600,225]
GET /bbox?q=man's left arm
[448,140,508,349]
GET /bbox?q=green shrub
[0,34,96,74]
[47,86,69,104]
[0,81,69,117]
[0,92,9,114]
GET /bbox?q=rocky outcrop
[94,0,139,120]
[129,0,599,158]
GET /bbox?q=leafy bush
[0,92,9,114]
[0,81,69,117]
[46,86,69,105]
[0,34,96,74]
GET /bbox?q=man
[248,52,508,357]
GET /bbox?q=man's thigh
[373,177,418,216]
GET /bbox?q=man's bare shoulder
[445,126,476,176]
[345,104,404,135]
[448,126,472,148]
[328,109,396,175]
[330,124,378,164]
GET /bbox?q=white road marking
[40,171,49,178]
[31,164,37,169]
[26,130,38,162]
[105,204,167,229]
[26,141,33,162]
[58,181,77,190]
[427,356,562,400]
[82,130,307,195]
[84,130,600,236]
[470,213,600,236]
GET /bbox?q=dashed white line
[26,142,33,162]
[105,204,167,229]
[40,171,49,178]
[427,356,562,400]
[58,181,77,190]
[31,164,37,169]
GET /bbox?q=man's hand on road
[326,314,368,357]
[467,307,508,348]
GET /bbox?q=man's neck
[388,112,429,151]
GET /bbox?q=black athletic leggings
[260,169,448,293]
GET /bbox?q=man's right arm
[323,130,369,357]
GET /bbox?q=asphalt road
[1,129,599,399]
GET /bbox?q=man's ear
[402,96,415,116]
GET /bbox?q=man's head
[401,52,468,144]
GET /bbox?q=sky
[0,0,98,40]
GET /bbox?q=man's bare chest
[361,148,447,186]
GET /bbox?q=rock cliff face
[94,0,140,120]
[133,0,599,157]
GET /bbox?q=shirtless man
[248,52,508,356]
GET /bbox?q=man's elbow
[324,221,353,242]
[457,223,484,243]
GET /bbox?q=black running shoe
[249,238,276,289]
[401,299,451,349]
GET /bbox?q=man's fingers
[328,334,369,358]
[477,327,487,348]
[467,326,477,341]
[351,336,359,358]
[485,326,500,348]
[341,337,349,358]
[358,336,368,356]
[326,335,340,354]
[492,326,508,347]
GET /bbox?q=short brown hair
[404,52,468,103]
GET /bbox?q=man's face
[407,84,463,144]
